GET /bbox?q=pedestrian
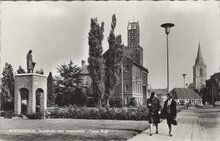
[162,93,177,136]
[147,92,161,136]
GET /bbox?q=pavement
[128,107,220,141]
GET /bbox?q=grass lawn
[0,118,149,141]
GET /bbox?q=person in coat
[27,50,36,73]
[162,93,177,136]
[147,92,161,136]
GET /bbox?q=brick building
[80,21,149,106]
[104,21,148,105]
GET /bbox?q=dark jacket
[162,99,177,117]
[147,97,161,113]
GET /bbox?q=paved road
[128,107,220,141]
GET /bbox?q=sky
[1,1,220,90]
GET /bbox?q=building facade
[79,60,92,96]
[79,21,148,106]
[105,21,148,105]
[193,43,207,91]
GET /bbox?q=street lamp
[161,23,175,93]
[182,74,187,88]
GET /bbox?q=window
[125,97,127,105]
[125,66,129,72]
[136,81,138,93]
[200,68,203,77]
[133,81,135,92]
[125,84,129,92]
[118,68,121,74]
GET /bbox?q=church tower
[193,43,207,91]
[125,21,143,65]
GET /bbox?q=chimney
[81,60,85,67]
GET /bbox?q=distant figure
[162,93,177,137]
[147,92,161,136]
[27,50,36,73]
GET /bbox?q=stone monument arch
[14,73,47,115]
[14,51,47,116]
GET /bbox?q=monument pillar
[14,89,21,115]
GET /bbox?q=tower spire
[195,43,205,65]
[197,42,203,59]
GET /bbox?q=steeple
[195,43,205,66]
[193,42,207,91]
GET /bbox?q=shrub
[109,97,122,108]
[26,112,44,119]
[1,110,15,118]
[127,97,137,107]
[2,101,14,111]
[48,105,149,120]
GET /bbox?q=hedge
[47,105,149,120]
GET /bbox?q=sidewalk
[128,108,205,141]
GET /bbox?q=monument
[27,50,36,73]
[14,50,47,116]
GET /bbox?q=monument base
[14,73,47,116]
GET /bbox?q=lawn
[0,118,149,141]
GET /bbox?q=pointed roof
[195,43,205,66]
[171,88,202,100]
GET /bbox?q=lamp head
[161,23,175,34]
[182,73,186,78]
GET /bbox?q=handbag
[172,118,177,125]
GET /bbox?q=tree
[47,72,55,107]
[205,73,220,105]
[88,18,105,108]
[199,87,209,104]
[109,97,122,108]
[74,86,88,107]
[54,60,82,106]
[17,65,26,74]
[1,63,15,111]
[127,97,137,107]
[105,14,124,106]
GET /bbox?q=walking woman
[162,93,177,136]
[147,92,161,136]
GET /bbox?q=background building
[79,60,92,97]
[192,43,207,91]
[80,21,149,106]
[171,88,202,105]
[109,21,148,105]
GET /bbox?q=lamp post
[182,74,186,88]
[121,63,124,107]
[161,23,175,93]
